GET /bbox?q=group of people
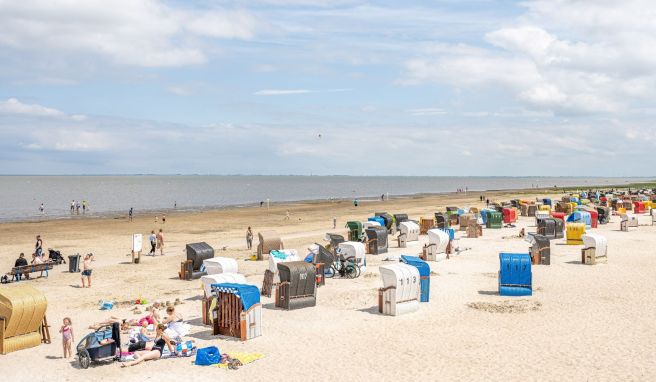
[148,229,165,256]
[85,303,187,367]
[70,200,88,214]
[11,235,47,281]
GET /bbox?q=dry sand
[1,191,655,381]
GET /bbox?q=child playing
[60,317,74,358]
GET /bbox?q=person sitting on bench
[13,253,28,281]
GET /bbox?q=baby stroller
[76,322,121,369]
[47,249,66,265]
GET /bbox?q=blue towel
[210,283,261,310]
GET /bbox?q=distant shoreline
[3,180,653,225]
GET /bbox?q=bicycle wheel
[344,264,358,279]
[353,264,361,278]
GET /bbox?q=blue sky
[0,0,654,176]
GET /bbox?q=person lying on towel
[121,324,174,367]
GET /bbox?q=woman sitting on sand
[161,306,189,339]
[121,324,173,367]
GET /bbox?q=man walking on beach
[129,207,133,222]
[81,254,92,288]
[333,217,337,229]
[71,200,75,213]
[246,227,253,250]
[156,229,164,255]
[149,230,157,256]
[284,210,290,220]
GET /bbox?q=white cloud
[167,86,193,96]
[0,98,88,121]
[402,1,656,115]
[0,97,65,117]
[254,88,350,95]
[406,107,447,116]
[0,0,260,68]
[255,89,312,96]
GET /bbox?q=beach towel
[217,352,264,369]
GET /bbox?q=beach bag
[195,346,220,366]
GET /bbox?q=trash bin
[68,254,81,273]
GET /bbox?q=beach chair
[566,223,586,245]
[485,211,502,229]
[393,214,409,230]
[502,208,517,224]
[337,241,366,273]
[365,226,388,255]
[310,243,336,285]
[434,213,448,229]
[345,221,363,241]
[375,212,395,234]
[257,231,283,260]
[185,242,214,279]
[275,262,317,310]
[0,285,49,354]
[324,233,345,253]
[399,256,430,303]
[399,221,419,242]
[423,229,449,262]
[419,218,435,234]
[203,257,238,276]
[498,253,532,296]
[467,220,482,238]
[581,233,608,265]
[210,283,262,341]
[459,213,475,231]
[619,214,638,231]
[378,264,420,316]
[528,234,550,265]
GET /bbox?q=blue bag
[195,346,221,366]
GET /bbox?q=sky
[0,0,655,176]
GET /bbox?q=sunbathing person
[161,306,183,325]
[162,306,189,339]
[121,324,173,367]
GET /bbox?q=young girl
[59,317,74,358]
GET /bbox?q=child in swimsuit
[59,317,74,359]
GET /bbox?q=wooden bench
[3,263,54,283]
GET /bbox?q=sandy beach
[1,190,655,381]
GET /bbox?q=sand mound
[467,299,542,313]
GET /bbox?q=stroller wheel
[79,350,91,369]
